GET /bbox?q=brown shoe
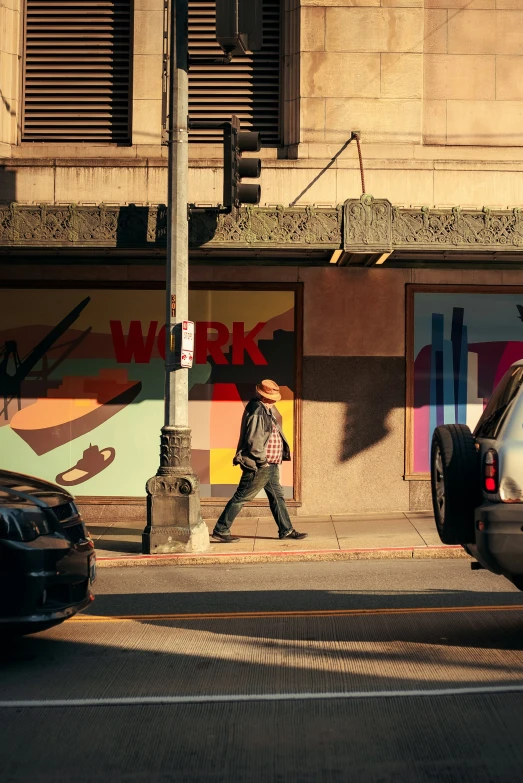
[280,529,308,540]
[211,531,241,543]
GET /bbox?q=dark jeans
[214,465,294,538]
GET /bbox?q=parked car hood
[0,470,74,508]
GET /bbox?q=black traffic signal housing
[223,115,261,209]
[216,0,263,55]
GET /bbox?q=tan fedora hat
[256,379,281,402]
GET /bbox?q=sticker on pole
[181,350,193,368]
[181,321,194,368]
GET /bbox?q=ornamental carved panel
[392,206,523,250]
[146,476,198,497]
[190,205,342,248]
[344,195,393,253]
[159,426,192,471]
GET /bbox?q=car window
[474,366,523,439]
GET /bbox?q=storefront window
[0,286,299,500]
[407,286,523,477]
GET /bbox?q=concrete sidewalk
[88,511,470,567]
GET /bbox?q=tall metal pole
[142,0,209,555]
[166,0,188,430]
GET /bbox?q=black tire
[430,424,480,545]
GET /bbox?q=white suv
[431,360,523,589]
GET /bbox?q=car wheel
[431,424,479,545]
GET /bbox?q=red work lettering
[232,322,267,365]
[110,320,158,363]
[195,322,229,364]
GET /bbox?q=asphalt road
[2,560,523,782]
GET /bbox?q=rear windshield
[474,366,523,439]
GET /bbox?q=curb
[95,545,470,568]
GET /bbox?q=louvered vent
[22,0,132,143]
[188,0,281,145]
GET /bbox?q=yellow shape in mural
[210,449,239,485]
[274,400,294,448]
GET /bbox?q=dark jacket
[233,398,291,472]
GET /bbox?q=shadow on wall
[115,204,168,247]
[302,356,405,462]
[113,204,220,248]
[289,137,353,206]
[0,167,16,202]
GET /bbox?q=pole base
[142,472,210,555]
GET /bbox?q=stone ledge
[1,199,522,260]
[0,203,342,251]
[343,196,523,256]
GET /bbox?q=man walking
[211,379,308,543]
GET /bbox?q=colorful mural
[411,289,523,474]
[0,288,296,497]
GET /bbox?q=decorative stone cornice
[0,203,166,247]
[189,205,342,249]
[391,203,523,251]
[343,195,523,253]
[1,199,523,260]
[0,203,341,250]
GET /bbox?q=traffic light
[216,0,263,54]
[223,115,261,209]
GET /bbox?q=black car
[0,469,95,635]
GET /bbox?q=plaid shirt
[265,415,283,464]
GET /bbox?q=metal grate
[51,501,78,523]
[61,521,88,544]
[22,0,132,143]
[188,0,281,145]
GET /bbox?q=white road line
[2,684,523,709]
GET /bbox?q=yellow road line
[71,604,523,623]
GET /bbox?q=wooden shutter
[188,0,281,145]
[22,0,132,143]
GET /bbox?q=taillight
[484,449,499,493]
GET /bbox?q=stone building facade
[1,0,523,521]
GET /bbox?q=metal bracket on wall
[187,205,230,218]
[187,119,233,216]
[188,54,233,65]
